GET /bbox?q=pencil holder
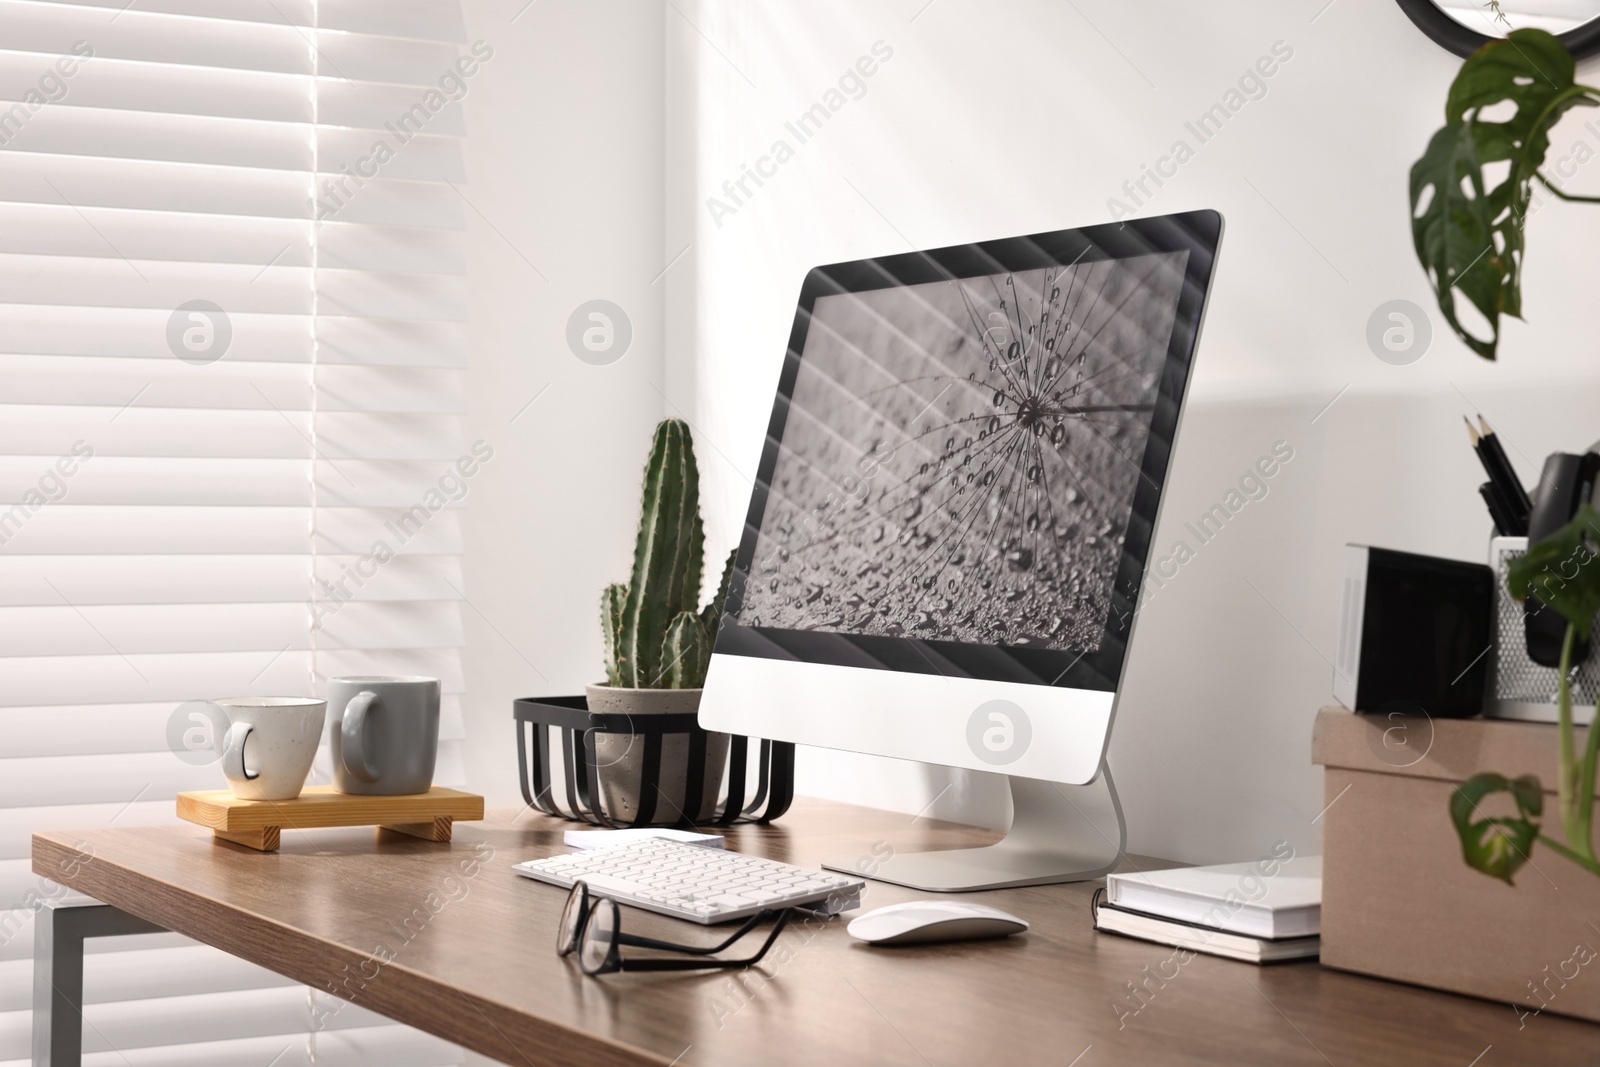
[1487,536,1600,725]
[512,696,794,828]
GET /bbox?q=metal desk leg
[33,898,165,1067]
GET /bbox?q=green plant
[1411,28,1600,884]
[600,418,735,689]
[1450,506,1600,882]
[1409,28,1600,361]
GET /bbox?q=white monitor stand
[819,764,1125,892]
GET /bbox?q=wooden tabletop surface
[32,798,1597,1066]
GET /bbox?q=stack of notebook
[1092,855,1322,963]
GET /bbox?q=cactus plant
[601,418,735,689]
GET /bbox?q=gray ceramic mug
[327,676,441,795]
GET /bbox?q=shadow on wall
[801,380,1600,863]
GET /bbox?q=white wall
[457,0,667,805]
[665,0,1600,862]
[453,0,1600,866]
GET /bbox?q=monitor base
[822,765,1126,892]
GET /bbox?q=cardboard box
[1312,706,1600,1024]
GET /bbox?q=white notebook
[1105,855,1321,940]
[1093,899,1320,963]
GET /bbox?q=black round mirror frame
[1397,0,1600,58]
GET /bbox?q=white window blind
[0,1,479,1063]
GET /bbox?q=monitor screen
[740,252,1186,653]
[716,212,1220,692]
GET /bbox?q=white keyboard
[513,837,866,925]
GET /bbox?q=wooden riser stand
[176,785,485,852]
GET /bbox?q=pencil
[1466,415,1531,535]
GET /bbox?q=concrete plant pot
[584,684,730,824]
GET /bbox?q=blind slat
[0,254,313,315]
[0,753,250,808]
[32,0,314,29]
[0,408,466,460]
[0,457,476,506]
[0,506,464,555]
[0,53,310,123]
[0,316,465,363]
[0,153,464,228]
[0,602,464,656]
[313,34,464,85]
[0,202,310,266]
[0,696,466,763]
[0,800,181,860]
[0,985,449,1062]
[0,648,464,707]
[0,105,311,171]
[0,4,311,76]
[317,82,466,137]
[318,0,468,43]
[39,0,467,43]
[319,222,466,275]
[0,942,297,1013]
[0,259,466,321]
[1,357,464,408]
[0,310,313,361]
[0,218,464,275]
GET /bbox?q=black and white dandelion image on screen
[742,250,1188,652]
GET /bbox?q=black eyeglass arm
[616,910,775,956]
[616,932,709,953]
[616,956,756,972]
[725,911,791,968]
[610,913,793,973]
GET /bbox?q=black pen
[1479,481,1514,537]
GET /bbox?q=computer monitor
[698,210,1222,890]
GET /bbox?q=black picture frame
[713,210,1223,694]
[1396,0,1600,59]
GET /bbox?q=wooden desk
[32,798,1597,1065]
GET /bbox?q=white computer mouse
[846,900,1029,945]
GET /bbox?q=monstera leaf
[1505,504,1600,640]
[1450,773,1544,884]
[1410,29,1600,360]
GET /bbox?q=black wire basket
[513,695,794,828]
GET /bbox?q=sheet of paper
[562,827,725,851]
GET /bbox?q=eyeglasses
[557,880,793,976]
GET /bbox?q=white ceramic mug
[214,697,326,801]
